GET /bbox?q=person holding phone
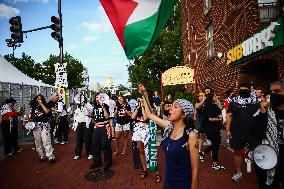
[30,94,56,163]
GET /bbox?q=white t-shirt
[57,102,67,116]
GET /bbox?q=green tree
[41,53,85,88]
[117,84,129,92]
[128,1,183,94]
[4,52,85,88]
[4,53,41,80]
[33,63,43,81]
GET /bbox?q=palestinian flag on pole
[100,0,177,59]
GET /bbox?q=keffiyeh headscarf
[174,99,195,119]
[162,99,195,142]
[263,107,279,185]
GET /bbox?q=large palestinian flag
[100,0,177,58]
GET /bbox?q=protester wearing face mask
[226,82,259,182]
[73,94,94,160]
[199,93,225,170]
[251,81,284,189]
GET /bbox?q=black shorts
[229,135,249,150]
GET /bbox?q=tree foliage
[117,84,129,93]
[41,53,85,88]
[4,53,42,81]
[4,52,85,89]
[128,1,184,94]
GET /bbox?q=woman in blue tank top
[139,84,199,189]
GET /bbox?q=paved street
[0,131,258,189]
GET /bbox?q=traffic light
[50,16,61,40]
[9,16,23,43]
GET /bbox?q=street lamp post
[6,39,21,66]
[12,43,21,65]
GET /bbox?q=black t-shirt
[30,105,49,123]
[274,108,284,144]
[196,106,203,116]
[204,103,222,128]
[47,100,58,116]
[116,104,131,125]
[152,96,161,106]
[227,101,259,137]
[92,104,109,123]
[135,106,149,123]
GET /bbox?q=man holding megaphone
[251,81,284,189]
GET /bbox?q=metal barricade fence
[0,82,53,145]
[0,83,84,146]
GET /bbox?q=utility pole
[58,0,63,65]
[50,0,63,64]
[12,43,20,65]
[6,39,21,66]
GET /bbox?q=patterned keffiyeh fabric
[0,104,12,117]
[263,107,279,185]
[161,99,194,143]
[0,104,13,129]
[232,91,258,105]
[253,106,279,185]
[174,99,195,119]
[162,122,193,143]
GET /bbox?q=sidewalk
[0,131,258,189]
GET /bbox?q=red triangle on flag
[100,0,138,48]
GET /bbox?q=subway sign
[227,18,284,66]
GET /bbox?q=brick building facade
[181,0,284,99]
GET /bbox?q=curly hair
[31,94,47,108]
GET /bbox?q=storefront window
[204,0,211,14]
[258,0,279,22]
[206,24,214,59]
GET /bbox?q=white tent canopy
[0,55,52,87]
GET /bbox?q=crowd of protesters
[0,80,283,189]
[194,81,284,189]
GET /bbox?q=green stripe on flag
[124,0,177,58]
[146,0,177,51]
[124,12,159,58]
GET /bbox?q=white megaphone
[98,93,110,106]
[25,122,35,130]
[25,122,36,135]
[108,99,116,110]
[251,144,278,170]
[128,99,138,112]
